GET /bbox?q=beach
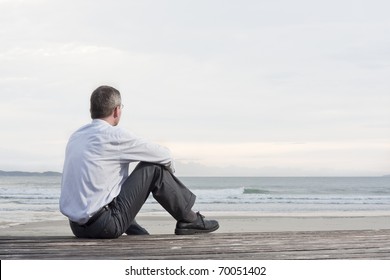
[1,211,389,237]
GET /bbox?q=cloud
[0,0,389,175]
[169,141,390,176]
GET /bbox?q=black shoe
[175,212,219,235]
[125,221,149,235]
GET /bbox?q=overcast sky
[1,0,389,176]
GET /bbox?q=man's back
[60,119,127,224]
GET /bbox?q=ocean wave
[243,188,271,194]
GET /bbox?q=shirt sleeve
[118,128,176,173]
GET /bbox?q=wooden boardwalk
[1,229,389,259]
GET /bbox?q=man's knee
[134,162,165,173]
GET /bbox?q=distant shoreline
[0,170,62,176]
[0,170,389,177]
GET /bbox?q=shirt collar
[92,119,111,126]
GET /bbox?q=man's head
[90,85,122,125]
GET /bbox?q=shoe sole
[175,224,219,235]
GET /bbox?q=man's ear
[113,106,119,118]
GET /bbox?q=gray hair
[90,85,121,119]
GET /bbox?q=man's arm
[119,130,175,173]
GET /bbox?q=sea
[1,176,390,227]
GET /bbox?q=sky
[0,0,389,176]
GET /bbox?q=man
[60,85,219,238]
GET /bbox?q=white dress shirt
[59,119,175,224]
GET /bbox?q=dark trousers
[70,162,196,238]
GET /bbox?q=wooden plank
[1,229,389,260]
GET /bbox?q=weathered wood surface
[1,229,389,260]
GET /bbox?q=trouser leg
[70,162,196,238]
[113,162,196,235]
